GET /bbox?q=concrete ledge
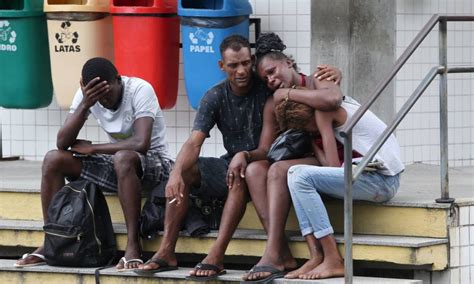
[0,219,449,270]
[0,259,422,283]
[0,219,448,248]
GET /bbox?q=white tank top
[334,96,405,176]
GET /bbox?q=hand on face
[80,77,109,109]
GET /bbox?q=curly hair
[255,32,298,70]
[81,57,118,85]
[275,99,314,131]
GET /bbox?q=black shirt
[193,74,271,160]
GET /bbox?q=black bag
[139,173,224,238]
[43,180,116,267]
[139,181,166,240]
[190,195,225,230]
[267,129,313,163]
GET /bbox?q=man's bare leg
[189,183,248,277]
[15,150,82,266]
[137,165,199,271]
[113,150,144,270]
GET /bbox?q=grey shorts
[191,157,229,198]
[76,150,173,192]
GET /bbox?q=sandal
[14,253,47,268]
[241,265,286,284]
[117,256,144,272]
[134,258,178,275]
[186,262,226,281]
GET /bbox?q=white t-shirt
[70,76,172,161]
[334,96,405,176]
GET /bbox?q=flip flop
[240,265,287,284]
[14,253,47,268]
[117,256,144,272]
[186,262,227,281]
[133,258,178,275]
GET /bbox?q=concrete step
[0,187,451,239]
[0,219,448,271]
[0,259,422,284]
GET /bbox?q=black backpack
[43,180,117,267]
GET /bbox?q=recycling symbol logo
[55,21,79,44]
[0,21,17,44]
[189,28,214,45]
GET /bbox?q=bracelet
[243,151,252,163]
[285,88,291,102]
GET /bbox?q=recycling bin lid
[44,0,110,13]
[178,0,252,17]
[111,0,177,15]
[0,0,44,17]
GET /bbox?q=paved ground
[0,160,472,206]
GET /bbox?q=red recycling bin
[110,0,179,109]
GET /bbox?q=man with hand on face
[14,57,173,272]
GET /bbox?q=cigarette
[169,198,177,204]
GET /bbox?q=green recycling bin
[0,0,53,109]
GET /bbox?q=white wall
[1,0,473,167]
[0,0,311,161]
[395,0,474,166]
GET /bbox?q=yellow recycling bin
[44,0,114,109]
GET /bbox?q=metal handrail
[338,14,474,283]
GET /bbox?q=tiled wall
[448,205,474,283]
[1,0,473,167]
[0,0,311,161]
[395,0,474,166]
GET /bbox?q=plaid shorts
[76,150,173,192]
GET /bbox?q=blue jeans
[287,165,400,239]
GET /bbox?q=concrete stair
[0,160,472,283]
[0,259,422,284]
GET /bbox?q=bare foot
[284,255,323,279]
[299,258,344,279]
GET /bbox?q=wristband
[243,151,252,163]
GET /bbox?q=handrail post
[436,19,454,203]
[343,132,353,283]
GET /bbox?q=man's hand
[70,139,94,155]
[80,77,109,109]
[315,64,342,85]
[226,151,248,191]
[165,171,185,205]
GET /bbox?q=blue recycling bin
[178,0,252,109]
